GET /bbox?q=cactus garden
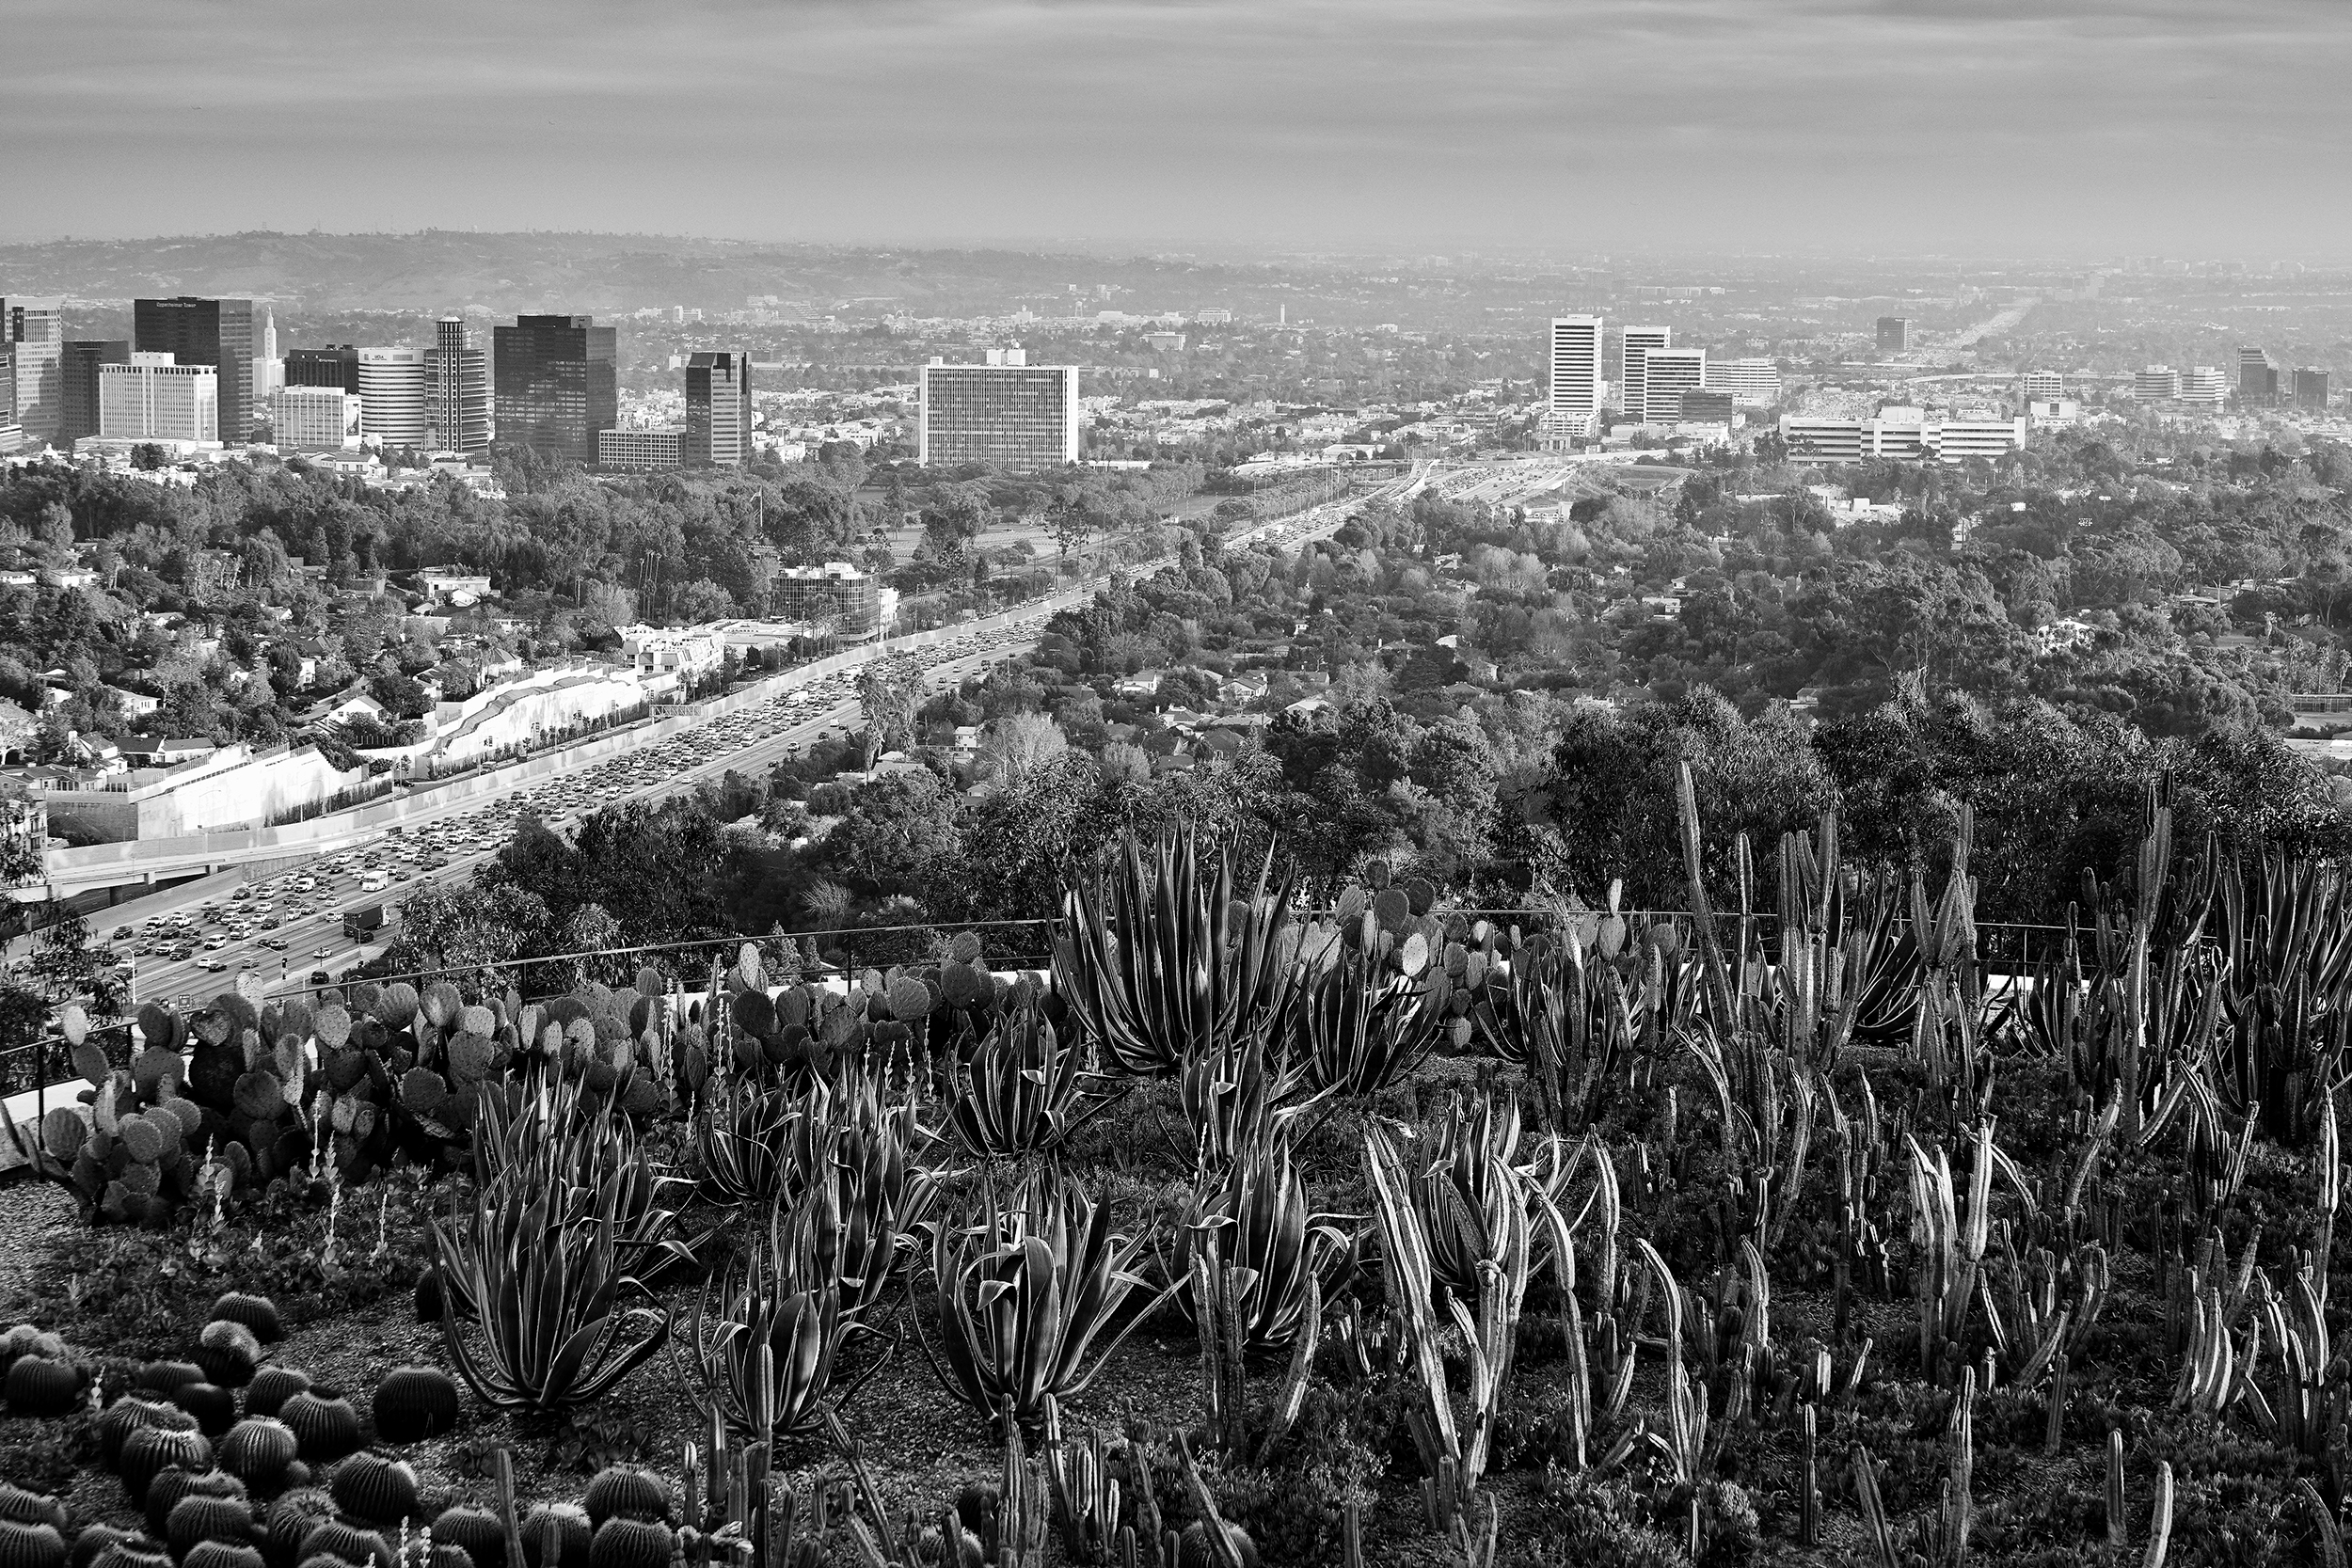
[2,772,2349,1568]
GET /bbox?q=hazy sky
[3,0,2345,258]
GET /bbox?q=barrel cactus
[195,1321,262,1387]
[583,1521,670,1568]
[218,1418,299,1489]
[276,1391,360,1464]
[580,1467,670,1528]
[145,1466,245,1537]
[0,1520,66,1568]
[326,1453,419,1527]
[4,1354,84,1418]
[242,1368,310,1421]
[369,1369,459,1446]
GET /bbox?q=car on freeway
[203,958,228,972]
[313,946,333,959]
[113,925,135,941]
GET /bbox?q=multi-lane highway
[63,482,1391,1010]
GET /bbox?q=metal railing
[0,904,2118,1101]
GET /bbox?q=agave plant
[1408,1091,1577,1307]
[1466,933,1638,1132]
[1293,930,1443,1100]
[1052,824,1304,1079]
[1363,1121,1524,1521]
[1178,1025,1329,1175]
[788,1097,939,1322]
[1164,1132,1353,1359]
[684,1190,886,1439]
[918,1170,1177,1429]
[432,1166,671,1411]
[944,996,1114,1159]
[437,1077,705,1324]
[689,1073,801,1207]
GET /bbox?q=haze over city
[6,0,2351,257]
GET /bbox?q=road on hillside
[81,481,1397,1010]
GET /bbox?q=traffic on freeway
[79,481,1394,1008]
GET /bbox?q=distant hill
[0,230,1281,318]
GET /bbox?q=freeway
[69,480,1393,1011]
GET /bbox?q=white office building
[272,386,363,451]
[2023,372,2065,402]
[1708,358,1782,405]
[1620,325,1669,419]
[1780,418,1865,463]
[1545,316,1602,441]
[2133,366,2182,402]
[8,298,64,444]
[358,347,428,446]
[1780,410,2026,465]
[916,351,1081,470]
[2179,366,2227,407]
[1643,347,1707,423]
[98,354,218,444]
[1935,418,2030,464]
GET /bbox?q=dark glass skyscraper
[134,296,256,440]
[2239,345,2282,404]
[59,341,130,445]
[685,350,751,466]
[492,315,614,461]
[284,345,360,394]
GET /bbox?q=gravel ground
[0,1179,80,1317]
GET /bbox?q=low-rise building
[272,386,363,451]
[771,561,884,637]
[597,427,685,470]
[417,566,495,605]
[619,625,726,687]
[27,740,367,843]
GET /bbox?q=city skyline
[3,0,2348,259]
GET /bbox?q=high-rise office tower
[8,298,65,444]
[685,350,753,466]
[916,350,1081,469]
[1620,325,1669,420]
[2238,346,2281,404]
[1546,316,1602,438]
[426,317,491,452]
[59,341,130,445]
[1644,347,1707,423]
[1876,317,1908,355]
[284,345,360,393]
[492,314,613,460]
[357,347,428,446]
[0,346,19,452]
[134,297,255,441]
[99,354,219,443]
[2296,368,2332,411]
[253,308,282,397]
